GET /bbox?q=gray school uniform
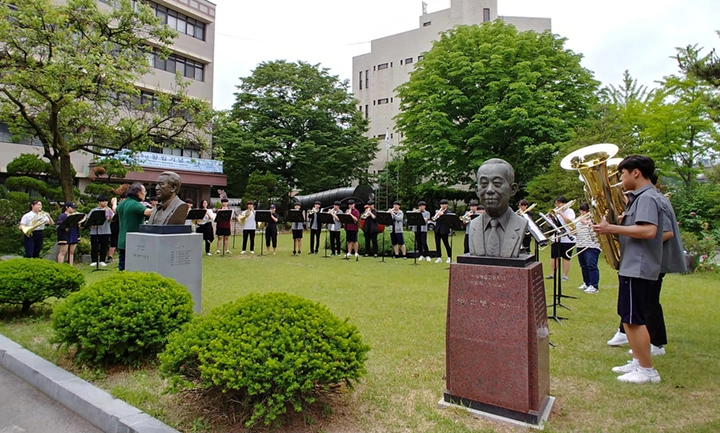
[618,184,665,281]
[657,191,686,274]
[391,210,404,233]
[329,211,342,231]
[89,207,113,235]
[411,210,430,232]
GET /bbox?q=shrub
[680,230,718,272]
[0,258,84,312]
[159,292,370,427]
[52,272,194,365]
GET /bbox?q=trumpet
[461,210,474,224]
[432,208,445,221]
[361,207,373,219]
[308,207,319,215]
[21,211,50,237]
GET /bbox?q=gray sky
[211,0,720,110]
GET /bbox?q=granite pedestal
[442,256,553,428]
[126,232,203,314]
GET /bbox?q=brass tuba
[21,211,50,237]
[561,143,624,270]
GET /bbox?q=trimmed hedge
[0,258,84,312]
[159,292,370,427]
[324,229,416,256]
[52,272,194,365]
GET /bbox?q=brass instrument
[564,213,599,259]
[561,143,624,270]
[308,207,319,215]
[534,200,575,227]
[361,207,373,219]
[515,203,536,216]
[21,211,50,236]
[239,209,254,222]
[431,208,445,221]
[461,210,473,224]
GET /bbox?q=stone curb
[0,333,179,433]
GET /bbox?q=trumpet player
[361,200,380,257]
[344,200,360,258]
[328,201,343,256]
[463,201,483,254]
[434,199,452,264]
[239,201,256,254]
[291,202,305,255]
[308,201,322,254]
[546,196,576,281]
[517,200,533,253]
[411,201,431,261]
[19,200,54,258]
[265,204,279,255]
[389,201,407,259]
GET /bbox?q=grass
[2,231,720,432]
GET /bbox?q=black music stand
[287,209,305,256]
[85,210,109,272]
[317,212,335,259]
[58,213,85,264]
[186,209,207,233]
[405,211,425,266]
[215,210,233,257]
[254,210,272,257]
[440,213,462,266]
[375,211,394,264]
[336,213,357,261]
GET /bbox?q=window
[136,0,207,41]
[359,71,363,90]
[423,21,431,27]
[418,55,424,61]
[483,8,491,22]
[365,70,369,89]
[377,98,389,105]
[150,49,205,81]
[139,91,159,111]
[378,63,389,70]
[365,105,368,119]
[405,57,413,64]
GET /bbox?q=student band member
[547,196,575,281]
[291,203,304,255]
[239,201,256,254]
[19,200,54,258]
[117,183,153,270]
[199,199,215,256]
[107,195,122,262]
[361,200,379,257]
[308,201,322,254]
[265,204,279,255]
[411,201,431,262]
[344,200,360,258]
[433,199,452,264]
[89,195,114,267]
[517,199,533,253]
[390,201,407,259]
[575,203,601,294]
[593,155,665,384]
[328,201,343,256]
[56,202,85,266]
[215,198,233,254]
[462,200,483,254]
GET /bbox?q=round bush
[159,292,370,427]
[52,272,194,365]
[0,258,84,312]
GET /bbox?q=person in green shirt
[117,182,152,271]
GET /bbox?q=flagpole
[385,128,390,210]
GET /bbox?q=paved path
[0,366,101,433]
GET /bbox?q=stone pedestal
[442,258,553,428]
[126,233,202,314]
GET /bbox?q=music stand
[375,211,394,263]
[406,211,426,266]
[287,210,306,256]
[254,210,272,256]
[317,212,335,259]
[440,213,462,266]
[336,213,356,261]
[186,209,207,233]
[215,210,233,257]
[85,210,109,272]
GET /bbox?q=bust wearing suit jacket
[468,159,527,258]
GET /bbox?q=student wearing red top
[344,200,360,258]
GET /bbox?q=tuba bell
[561,143,624,270]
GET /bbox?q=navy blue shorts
[346,230,358,242]
[390,232,404,245]
[618,276,653,325]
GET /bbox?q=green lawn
[1,231,719,433]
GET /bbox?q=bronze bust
[468,159,528,258]
[147,171,189,225]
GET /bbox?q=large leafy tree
[216,60,376,200]
[395,21,598,189]
[0,0,214,201]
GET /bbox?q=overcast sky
[211,0,719,110]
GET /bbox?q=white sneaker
[446,258,451,264]
[628,345,666,356]
[612,360,638,374]
[584,286,598,294]
[346,253,351,258]
[607,330,629,346]
[90,262,97,267]
[418,256,425,261]
[250,251,255,255]
[226,250,232,254]
[99,262,107,267]
[207,253,212,256]
[215,250,220,254]
[355,253,359,258]
[435,258,442,264]
[241,251,246,255]
[578,283,587,290]
[427,256,432,262]
[617,368,661,383]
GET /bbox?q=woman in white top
[19,200,54,258]
[199,200,215,256]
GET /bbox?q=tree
[243,170,282,208]
[0,0,214,202]
[216,60,376,202]
[395,21,598,189]
[687,31,720,122]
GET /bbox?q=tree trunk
[59,151,75,202]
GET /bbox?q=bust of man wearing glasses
[468,159,528,258]
[147,171,189,225]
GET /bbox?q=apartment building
[0,0,225,203]
[352,0,551,174]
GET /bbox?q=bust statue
[468,159,528,258]
[147,171,189,225]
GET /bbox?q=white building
[352,0,551,174]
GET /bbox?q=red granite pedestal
[442,257,553,427]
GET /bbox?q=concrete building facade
[352,0,551,174]
[0,0,224,203]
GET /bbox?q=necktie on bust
[487,218,501,256]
